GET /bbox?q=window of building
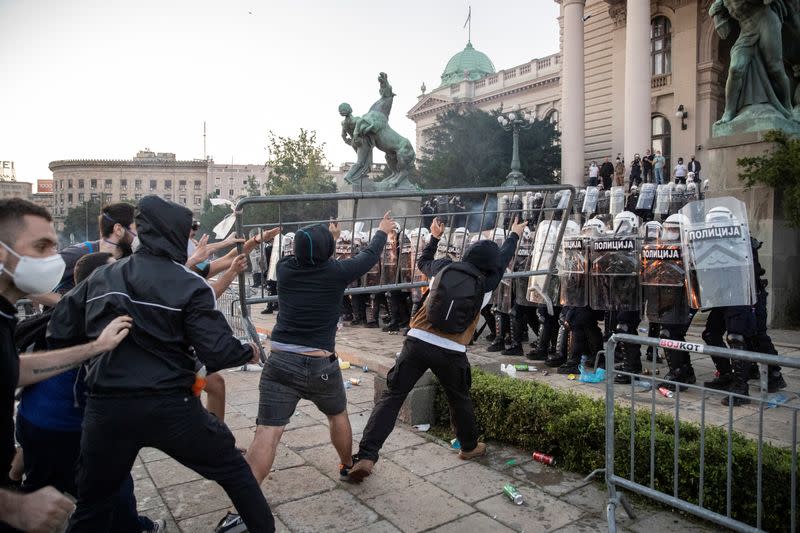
[165,194,172,201]
[67,179,73,188]
[651,16,672,76]
[651,114,672,171]
[121,179,127,190]
[179,196,187,205]
[91,193,99,202]
[104,179,112,189]
[60,180,65,190]
[194,195,201,205]
[121,193,128,201]
[67,193,73,203]
[194,180,201,190]
[150,180,157,191]
[78,179,84,189]
[215,177,221,185]
[165,180,172,190]
[228,189,234,197]
[179,180,186,191]
[135,193,142,200]
[90,179,97,190]
[215,188,220,196]
[135,179,142,190]
[78,193,85,202]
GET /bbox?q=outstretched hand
[95,315,133,353]
[257,227,281,244]
[227,254,248,276]
[329,219,341,241]
[430,217,445,239]
[378,211,395,234]
[188,234,211,265]
[510,217,527,238]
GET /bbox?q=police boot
[614,325,642,385]
[365,297,379,328]
[383,293,400,332]
[501,313,524,356]
[487,313,507,352]
[480,307,497,342]
[722,335,750,406]
[661,329,696,392]
[584,324,604,368]
[768,366,787,393]
[545,322,568,367]
[528,314,551,361]
[645,323,663,363]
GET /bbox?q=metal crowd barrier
[600,333,799,533]
[216,282,247,340]
[231,185,577,353]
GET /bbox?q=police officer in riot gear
[503,226,539,356]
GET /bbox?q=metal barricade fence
[216,282,247,341]
[231,185,577,357]
[599,333,799,533]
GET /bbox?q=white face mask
[131,235,141,252]
[0,241,66,295]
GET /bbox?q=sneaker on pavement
[339,462,354,481]
[215,512,247,533]
[459,442,487,460]
[348,458,374,483]
[148,519,167,533]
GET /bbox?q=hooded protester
[46,196,274,533]
[232,212,395,532]
[348,216,527,482]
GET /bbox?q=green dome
[440,42,495,86]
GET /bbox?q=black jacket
[47,195,252,395]
[418,233,519,292]
[270,224,387,352]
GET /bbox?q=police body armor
[589,232,640,312]
[609,186,625,215]
[654,184,671,218]
[680,197,756,309]
[559,227,588,308]
[582,186,599,217]
[641,236,691,325]
[527,219,561,315]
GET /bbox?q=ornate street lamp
[497,104,534,186]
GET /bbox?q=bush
[434,369,796,532]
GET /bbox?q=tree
[244,175,263,197]
[738,130,800,226]
[61,200,102,245]
[242,129,338,229]
[198,193,232,238]
[417,108,561,189]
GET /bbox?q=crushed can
[503,483,524,505]
[658,386,674,398]
[339,361,351,370]
[349,378,361,386]
[532,451,555,466]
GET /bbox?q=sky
[0,0,560,185]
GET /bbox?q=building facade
[0,180,32,200]
[207,162,271,202]
[49,150,208,230]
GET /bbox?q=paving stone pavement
[135,364,722,532]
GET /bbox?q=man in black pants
[47,196,273,533]
[349,216,526,481]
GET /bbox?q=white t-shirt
[674,164,687,177]
[588,165,599,178]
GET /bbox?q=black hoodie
[47,195,252,394]
[270,224,387,352]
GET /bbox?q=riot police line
[233,184,785,408]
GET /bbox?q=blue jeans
[654,167,664,184]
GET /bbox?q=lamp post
[497,104,534,186]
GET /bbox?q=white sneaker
[149,519,167,532]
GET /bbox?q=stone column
[623,0,651,167]
[560,0,585,187]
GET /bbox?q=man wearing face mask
[0,198,133,533]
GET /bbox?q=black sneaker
[544,356,566,368]
[722,382,750,406]
[557,362,579,375]
[364,321,379,329]
[350,318,364,326]
[768,373,787,393]
[704,372,734,391]
[260,308,272,315]
[485,332,497,342]
[486,339,505,353]
[382,323,400,333]
[526,349,547,361]
[215,512,247,533]
[501,343,523,356]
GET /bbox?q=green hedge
[433,369,796,532]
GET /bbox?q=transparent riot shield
[680,197,756,309]
[596,190,610,215]
[641,242,691,324]
[281,232,295,257]
[582,186,599,215]
[380,232,400,285]
[589,234,640,312]
[636,183,656,211]
[447,227,470,260]
[514,228,535,306]
[574,189,586,215]
[527,220,561,315]
[610,186,625,215]
[654,184,671,216]
[559,235,588,307]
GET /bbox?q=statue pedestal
[706,132,800,327]
[338,180,422,232]
[711,104,800,138]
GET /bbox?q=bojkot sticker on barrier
[658,338,705,353]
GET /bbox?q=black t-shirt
[55,240,100,294]
[0,296,19,487]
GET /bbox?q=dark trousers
[68,395,274,533]
[15,415,152,533]
[702,306,756,375]
[358,337,478,462]
[351,294,368,321]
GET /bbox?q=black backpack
[426,262,485,333]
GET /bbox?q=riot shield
[641,242,691,324]
[447,228,470,260]
[573,189,586,215]
[589,234,640,312]
[514,228,535,306]
[490,228,513,313]
[680,197,756,309]
[527,220,561,314]
[654,184,671,216]
[596,190,610,215]
[636,183,656,211]
[582,186,599,215]
[281,232,295,257]
[380,232,399,285]
[559,234,588,307]
[610,186,625,215]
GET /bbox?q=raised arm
[337,212,393,283]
